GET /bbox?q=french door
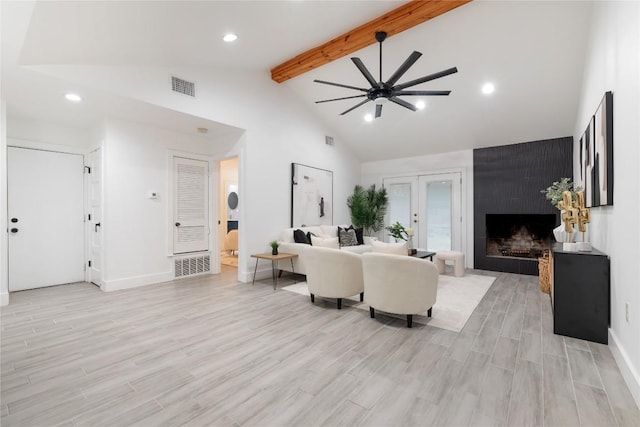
[383,172,462,252]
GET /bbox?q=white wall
[34,66,362,281]
[573,1,640,406]
[100,118,230,290]
[7,116,91,149]
[361,149,474,266]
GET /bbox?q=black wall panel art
[579,91,613,207]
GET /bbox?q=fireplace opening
[486,214,556,260]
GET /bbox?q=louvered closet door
[174,156,209,254]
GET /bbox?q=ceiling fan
[314,31,458,118]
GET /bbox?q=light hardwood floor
[1,266,639,426]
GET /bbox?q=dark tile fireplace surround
[474,137,572,275]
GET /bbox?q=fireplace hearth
[486,214,556,260]
[473,137,571,274]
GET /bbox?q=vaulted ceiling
[1,1,592,161]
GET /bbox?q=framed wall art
[579,91,613,207]
[291,163,333,227]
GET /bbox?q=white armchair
[305,246,364,309]
[224,229,238,255]
[362,252,439,328]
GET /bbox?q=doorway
[7,147,85,291]
[383,171,462,252]
[220,157,239,269]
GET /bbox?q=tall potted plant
[347,184,388,236]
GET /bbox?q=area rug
[221,254,238,267]
[281,274,495,332]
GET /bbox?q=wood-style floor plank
[1,266,638,426]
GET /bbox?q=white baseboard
[239,267,273,284]
[0,292,8,306]
[609,328,640,408]
[101,271,174,292]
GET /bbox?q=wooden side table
[251,252,298,290]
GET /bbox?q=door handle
[175,222,181,227]
[10,228,18,233]
[94,223,101,232]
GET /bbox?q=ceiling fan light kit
[314,31,457,119]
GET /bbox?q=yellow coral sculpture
[575,191,591,239]
[557,191,578,239]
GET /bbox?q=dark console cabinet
[550,243,610,344]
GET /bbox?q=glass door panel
[382,176,418,242]
[418,173,461,251]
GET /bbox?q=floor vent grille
[175,254,210,278]
[171,76,195,97]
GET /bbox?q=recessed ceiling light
[223,33,238,42]
[364,114,373,122]
[64,93,82,102]
[482,83,495,95]
[416,100,426,110]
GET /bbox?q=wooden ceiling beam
[271,0,472,83]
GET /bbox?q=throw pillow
[306,231,317,244]
[311,236,339,249]
[349,225,364,245]
[293,229,311,245]
[338,227,358,247]
[371,240,408,255]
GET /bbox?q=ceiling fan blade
[314,79,368,92]
[351,58,378,87]
[315,94,367,104]
[388,97,417,112]
[394,67,458,90]
[375,104,383,118]
[394,90,451,96]
[386,51,422,87]
[340,99,371,115]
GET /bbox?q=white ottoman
[436,251,465,277]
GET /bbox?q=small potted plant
[386,221,408,242]
[270,240,279,256]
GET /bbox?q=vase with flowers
[386,221,408,242]
[386,222,417,254]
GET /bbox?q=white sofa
[277,225,373,275]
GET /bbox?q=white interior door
[418,172,462,251]
[88,148,102,285]
[173,156,209,254]
[8,147,85,291]
[383,176,419,241]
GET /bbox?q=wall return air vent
[171,76,196,97]
[174,254,210,278]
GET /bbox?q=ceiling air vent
[171,76,195,97]
[325,136,334,146]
